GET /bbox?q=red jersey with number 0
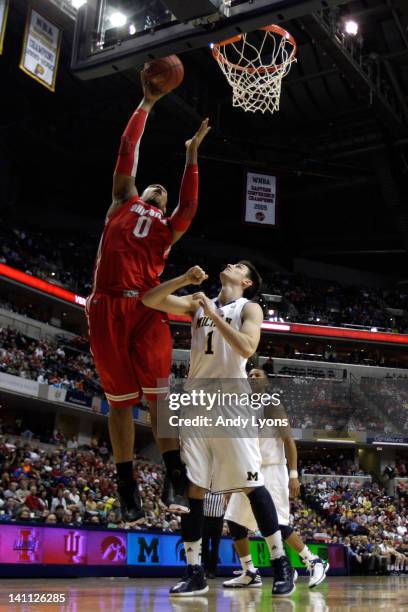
[93,196,172,293]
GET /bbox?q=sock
[162,450,187,495]
[240,554,256,573]
[181,498,204,567]
[116,461,134,487]
[265,532,285,561]
[299,545,318,563]
[184,539,202,566]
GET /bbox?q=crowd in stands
[299,456,366,476]
[1,219,407,332]
[0,224,94,296]
[301,479,408,574]
[0,326,102,397]
[0,434,181,533]
[264,271,407,332]
[268,377,386,432]
[360,378,408,434]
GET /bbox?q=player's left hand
[289,477,300,498]
[186,118,211,150]
[192,291,215,317]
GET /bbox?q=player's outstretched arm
[170,118,211,244]
[142,266,208,316]
[109,73,167,216]
[193,296,263,359]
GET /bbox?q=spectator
[16,479,30,503]
[45,513,57,525]
[67,436,78,450]
[18,506,33,521]
[51,488,66,512]
[54,505,65,524]
[25,485,45,514]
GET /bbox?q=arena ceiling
[1,0,408,275]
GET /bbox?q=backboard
[71,0,340,79]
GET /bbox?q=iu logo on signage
[101,536,126,562]
[64,531,86,564]
[13,529,39,562]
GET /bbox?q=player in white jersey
[224,368,329,589]
[142,262,296,598]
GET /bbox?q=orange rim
[212,24,297,74]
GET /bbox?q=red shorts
[86,292,172,408]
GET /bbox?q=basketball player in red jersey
[86,72,210,520]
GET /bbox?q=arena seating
[0,433,407,574]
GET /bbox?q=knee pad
[279,524,293,541]
[247,486,279,537]
[227,520,249,541]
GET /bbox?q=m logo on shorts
[247,471,259,481]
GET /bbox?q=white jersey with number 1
[181,295,264,493]
[188,297,249,379]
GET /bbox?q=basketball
[143,55,184,93]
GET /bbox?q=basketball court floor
[1,576,408,611]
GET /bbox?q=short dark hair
[238,260,262,299]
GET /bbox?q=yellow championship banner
[0,0,9,55]
[19,8,62,92]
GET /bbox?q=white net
[212,26,296,114]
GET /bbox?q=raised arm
[142,266,208,316]
[193,296,263,359]
[170,119,211,244]
[109,75,166,217]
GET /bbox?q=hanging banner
[0,0,9,55]
[19,8,62,92]
[244,170,278,227]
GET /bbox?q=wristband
[289,470,298,479]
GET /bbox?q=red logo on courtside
[100,535,126,562]
[64,531,86,564]
[13,529,40,562]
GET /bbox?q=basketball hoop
[211,24,297,114]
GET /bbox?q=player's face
[248,368,268,392]
[141,184,168,212]
[220,263,252,292]
[249,369,266,379]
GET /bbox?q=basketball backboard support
[71,0,346,80]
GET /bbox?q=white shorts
[180,436,264,493]
[224,463,290,529]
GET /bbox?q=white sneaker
[223,569,262,588]
[306,558,329,588]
